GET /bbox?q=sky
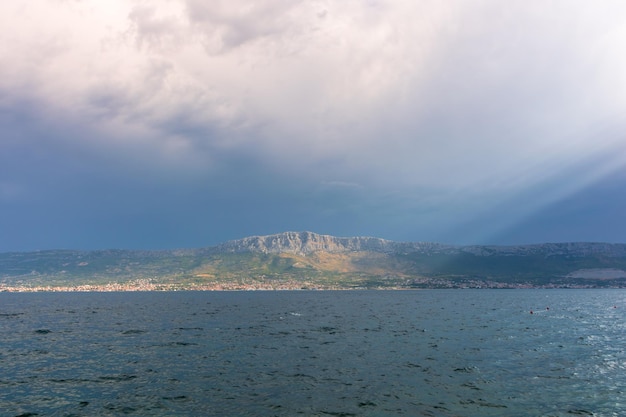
[1,0,626,252]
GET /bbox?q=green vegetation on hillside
[2,235,626,290]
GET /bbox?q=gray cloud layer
[1,0,625,250]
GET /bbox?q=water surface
[1,289,625,416]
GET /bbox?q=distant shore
[0,281,354,292]
[2,282,618,292]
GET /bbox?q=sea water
[1,289,625,417]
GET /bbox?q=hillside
[2,231,626,290]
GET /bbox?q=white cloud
[1,0,626,214]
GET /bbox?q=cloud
[1,0,626,249]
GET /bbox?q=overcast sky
[1,0,626,251]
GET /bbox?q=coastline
[0,280,358,292]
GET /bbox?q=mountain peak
[217,231,396,255]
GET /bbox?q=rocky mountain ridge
[216,231,426,255]
[217,231,626,257]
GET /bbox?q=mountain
[218,231,626,257]
[2,231,626,290]
[215,231,451,255]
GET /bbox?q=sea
[1,289,625,417]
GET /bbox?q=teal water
[1,289,625,416]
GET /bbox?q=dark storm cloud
[1,1,626,250]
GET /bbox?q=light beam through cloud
[1,0,625,250]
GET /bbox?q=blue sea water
[0,289,625,417]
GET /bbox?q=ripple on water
[0,289,625,416]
